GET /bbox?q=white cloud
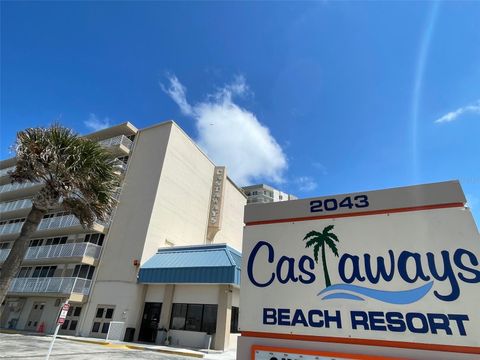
[295,176,318,192]
[434,100,480,123]
[84,113,111,132]
[162,75,287,185]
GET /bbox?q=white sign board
[239,181,480,357]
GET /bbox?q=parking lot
[0,333,233,360]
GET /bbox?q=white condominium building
[0,121,246,350]
[242,183,297,204]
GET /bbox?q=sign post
[46,301,69,360]
[237,181,480,359]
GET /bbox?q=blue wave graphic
[318,281,433,304]
[322,292,364,301]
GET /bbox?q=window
[61,320,70,330]
[45,237,67,246]
[32,266,56,278]
[74,307,82,317]
[69,320,78,331]
[29,239,44,247]
[17,267,32,278]
[231,307,239,333]
[95,308,104,318]
[72,265,95,279]
[92,322,100,333]
[101,323,110,333]
[105,308,114,319]
[84,233,104,246]
[170,304,218,334]
[185,304,203,331]
[0,242,10,249]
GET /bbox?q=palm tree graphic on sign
[303,225,339,287]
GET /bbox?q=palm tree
[0,124,120,311]
[303,225,339,287]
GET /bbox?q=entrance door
[138,302,162,343]
[90,305,115,338]
[25,302,45,331]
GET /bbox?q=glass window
[17,267,31,278]
[67,307,74,316]
[202,305,218,334]
[69,320,78,331]
[95,308,104,318]
[185,304,203,332]
[101,322,110,333]
[92,322,100,333]
[170,304,187,330]
[105,308,114,319]
[74,307,82,317]
[230,307,239,333]
[61,320,70,330]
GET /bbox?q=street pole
[46,300,69,360]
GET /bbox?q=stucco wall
[172,285,220,305]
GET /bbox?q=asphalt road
[0,333,196,360]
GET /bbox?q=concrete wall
[172,285,219,304]
[78,121,246,342]
[16,297,62,334]
[213,179,246,251]
[142,124,215,255]
[145,285,165,303]
[79,122,172,337]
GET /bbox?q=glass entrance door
[138,302,162,343]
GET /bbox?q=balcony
[8,277,92,299]
[0,182,42,201]
[0,242,102,265]
[0,166,16,185]
[98,135,133,156]
[0,214,107,240]
[0,198,32,217]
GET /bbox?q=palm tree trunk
[0,205,46,315]
[321,245,331,287]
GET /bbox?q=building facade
[242,183,296,204]
[0,121,246,350]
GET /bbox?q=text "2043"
[310,195,369,212]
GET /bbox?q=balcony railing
[0,182,39,194]
[0,199,32,213]
[0,242,102,263]
[0,214,107,236]
[0,222,23,236]
[8,277,92,295]
[0,166,15,177]
[98,135,133,150]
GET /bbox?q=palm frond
[327,232,339,242]
[322,225,334,235]
[313,243,321,263]
[303,230,321,240]
[324,238,339,257]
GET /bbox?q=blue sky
[1,1,479,221]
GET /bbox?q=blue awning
[138,244,241,285]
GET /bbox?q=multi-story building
[242,183,297,204]
[0,121,246,350]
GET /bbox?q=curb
[57,336,204,358]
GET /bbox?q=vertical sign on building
[207,166,226,241]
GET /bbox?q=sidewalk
[57,334,237,359]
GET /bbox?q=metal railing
[98,135,133,150]
[0,182,40,194]
[0,222,23,236]
[37,214,81,231]
[0,243,102,262]
[0,214,109,236]
[8,277,92,295]
[0,199,32,213]
[0,166,15,177]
